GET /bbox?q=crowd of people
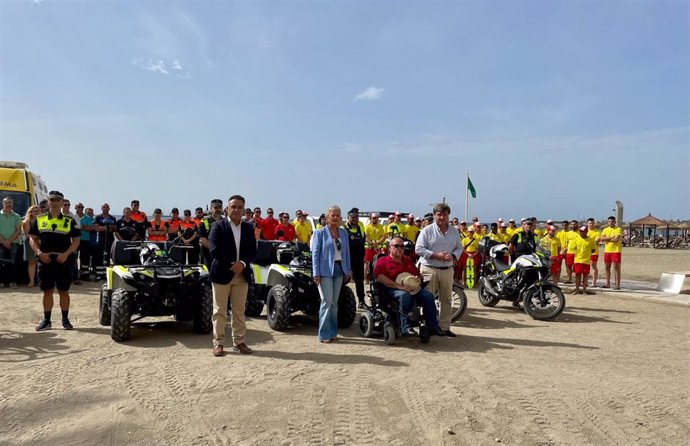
[10,192,622,355]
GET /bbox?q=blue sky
[1,0,688,222]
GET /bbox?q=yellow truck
[0,161,48,217]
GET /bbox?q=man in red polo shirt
[373,236,442,336]
[275,212,296,242]
[258,207,279,240]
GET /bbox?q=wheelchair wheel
[359,312,374,338]
[383,323,396,345]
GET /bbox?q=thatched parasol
[629,214,668,247]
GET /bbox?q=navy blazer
[208,218,257,284]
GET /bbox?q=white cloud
[131,58,169,75]
[171,60,183,70]
[353,87,384,102]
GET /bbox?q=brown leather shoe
[212,345,224,357]
[233,343,253,354]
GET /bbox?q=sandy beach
[1,247,689,445]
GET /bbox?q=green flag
[467,176,477,198]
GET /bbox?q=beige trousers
[420,264,454,330]
[212,275,249,347]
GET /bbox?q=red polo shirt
[258,217,279,240]
[373,255,420,282]
[275,223,296,241]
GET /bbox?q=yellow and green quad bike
[99,240,212,342]
[247,240,356,331]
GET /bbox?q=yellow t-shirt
[365,223,386,249]
[556,230,569,252]
[540,235,562,258]
[587,228,601,256]
[294,221,313,244]
[566,231,580,254]
[488,232,503,243]
[601,226,623,253]
[462,235,479,253]
[406,224,420,242]
[534,227,544,238]
[498,230,510,244]
[505,227,517,238]
[573,236,596,264]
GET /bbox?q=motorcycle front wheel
[522,286,565,320]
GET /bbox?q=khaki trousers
[212,275,249,347]
[420,265,454,330]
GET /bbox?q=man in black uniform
[509,220,537,260]
[28,191,81,331]
[198,199,224,268]
[345,208,367,308]
[114,207,143,241]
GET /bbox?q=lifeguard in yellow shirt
[600,216,623,290]
[540,225,562,284]
[572,226,596,295]
[586,218,601,287]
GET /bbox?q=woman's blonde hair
[23,205,40,223]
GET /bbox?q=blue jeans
[318,263,344,341]
[384,287,440,332]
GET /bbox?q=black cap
[48,191,64,200]
[210,199,223,206]
[154,208,162,214]
[245,208,252,213]
[195,207,204,212]
[171,207,179,213]
[348,207,359,216]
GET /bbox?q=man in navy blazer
[209,195,257,356]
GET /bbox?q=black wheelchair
[358,252,431,345]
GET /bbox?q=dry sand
[1,248,689,445]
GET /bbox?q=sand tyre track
[477,281,501,307]
[110,288,132,342]
[337,286,357,328]
[99,283,112,326]
[193,284,213,334]
[523,285,566,320]
[267,284,291,331]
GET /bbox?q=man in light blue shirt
[415,202,462,337]
[0,197,22,288]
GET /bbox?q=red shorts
[604,252,622,264]
[565,254,575,267]
[590,254,599,263]
[365,248,377,263]
[573,263,590,275]
[550,256,561,274]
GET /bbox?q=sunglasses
[267,211,274,214]
[390,244,404,249]
[334,239,341,250]
[184,213,191,216]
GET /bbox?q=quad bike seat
[254,240,282,266]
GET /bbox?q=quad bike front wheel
[337,286,357,328]
[193,284,213,334]
[245,283,264,317]
[267,285,291,331]
[110,288,132,342]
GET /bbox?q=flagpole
[465,172,469,223]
